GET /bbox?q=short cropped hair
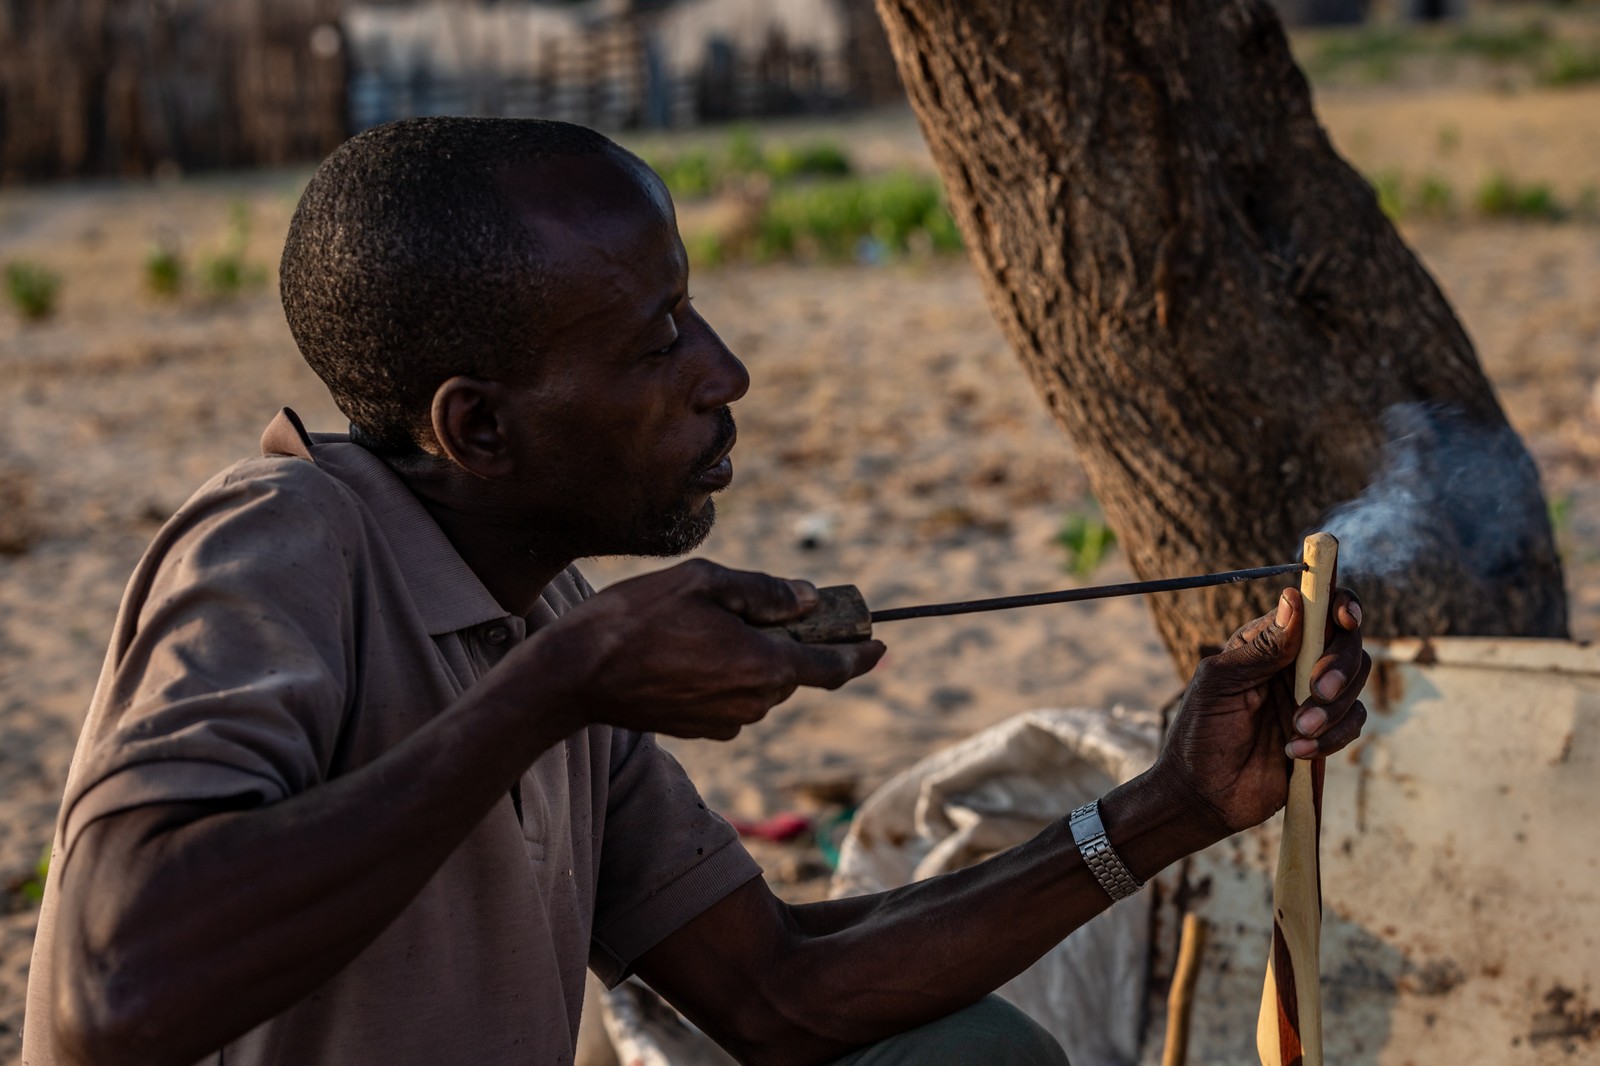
[280,116,619,454]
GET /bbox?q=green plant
[726,125,765,176]
[647,134,857,202]
[1304,26,1422,83]
[1447,20,1550,61]
[765,141,853,182]
[755,171,959,262]
[1303,18,1566,86]
[14,846,49,907]
[1475,173,1564,220]
[1372,170,1406,222]
[682,230,726,273]
[649,149,718,199]
[1056,505,1117,579]
[1549,492,1573,536]
[1540,44,1600,86]
[201,200,265,297]
[145,245,184,297]
[1415,174,1455,218]
[5,261,61,321]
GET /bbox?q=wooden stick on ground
[1256,532,1337,1066]
[1162,912,1208,1066]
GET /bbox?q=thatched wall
[0,0,347,183]
[344,0,901,132]
[1,0,901,183]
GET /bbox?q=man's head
[280,117,747,559]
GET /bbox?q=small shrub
[1415,175,1455,218]
[5,261,61,321]
[1448,20,1550,62]
[201,200,266,297]
[1540,44,1600,86]
[1475,173,1563,220]
[921,205,964,253]
[765,141,853,182]
[6,846,50,910]
[1475,174,1517,216]
[726,126,765,176]
[1549,493,1573,536]
[651,150,718,200]
[682,230,726,273]
[756,172,959,262]
[1056,507,1117,579]
[202,255,255,295]
[647,134,856,202]
[1372,170,1405,222]
[145,245,184,297]
[1305,26,1420,83]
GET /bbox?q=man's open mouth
[693,418,737,490]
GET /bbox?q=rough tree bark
[875,0,1568,675]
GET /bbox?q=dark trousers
[827,996,1070,1065]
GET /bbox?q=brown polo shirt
[23,409,760,1065]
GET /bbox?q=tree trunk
[875,0,1568,676]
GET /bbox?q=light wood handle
[1257,532,1336,1066]
[1162,913,1208,1066]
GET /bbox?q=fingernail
[1315,669,1345,701]
[790,581,818,610]
[1348,602,1362,627]
[1275,592,1292,628]
[1286,737,1319,759]
[1296,707,1327,736]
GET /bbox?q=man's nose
[691,328,749,411]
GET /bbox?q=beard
[633,497,718,558]
[627,407,736,557]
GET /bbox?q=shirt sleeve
[59,457,358,857]
[588,730,762,986]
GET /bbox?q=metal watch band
[1069,800,1145,902]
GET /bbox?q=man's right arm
[52,560,881,1066]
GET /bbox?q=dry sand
[1,87,1598,1057]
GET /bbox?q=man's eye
[650,297,693,355]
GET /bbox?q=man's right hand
[525,559,886,740]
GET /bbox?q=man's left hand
[1153,586,1369,839]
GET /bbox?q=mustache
[690,408,737,473]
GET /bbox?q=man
[23,117,1368,1066]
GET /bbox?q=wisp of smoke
[1315,402,1550,588]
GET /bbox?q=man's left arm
[633,586,1368,1066]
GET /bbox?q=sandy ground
[1,86,1598,1057]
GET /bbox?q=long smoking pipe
[774,543,1339,1065]
[771,545,1338,1065]
[772,562,1309,644]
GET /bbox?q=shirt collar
[261,408,511,637]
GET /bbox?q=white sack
[830,707,1161,1066]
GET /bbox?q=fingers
[1197,587,1302,690]
[1287,701,1367,759]
[1332,587,1363,633]
[782,639,886,691]
[1287,647,1372,756]
[689,560,817,625]
[1299,582,1366,714]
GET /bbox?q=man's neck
[387,458,572,619]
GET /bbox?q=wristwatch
[1069,800,1145,902]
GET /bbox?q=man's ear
[429,376,514,479]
